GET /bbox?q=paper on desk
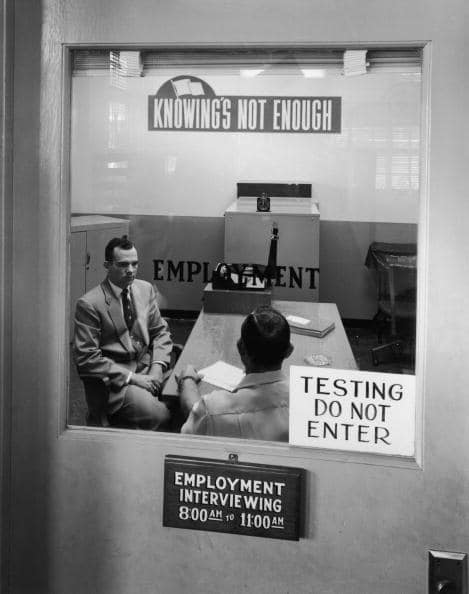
[198,360,244,392]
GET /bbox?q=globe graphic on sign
[155,75,216,99]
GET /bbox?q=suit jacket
[74,279,172,403]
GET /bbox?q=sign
[124,216,318,311]
[148,75,341,133]
[163,455,304,540]
[289,366,416,456]
[153,260,320,290]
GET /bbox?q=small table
[365,242,417,336]
[365,242,417,367]
[365,241,417,271]
[163,300,357,398]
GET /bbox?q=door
[5,2,469,593]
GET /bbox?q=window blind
[72,47,422,76]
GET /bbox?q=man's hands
[176,365,204,416]
[128,364,203,399]
[176,364,203,388]
[129,372,162,396]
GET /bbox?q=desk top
[163,300,357,398]
[226,198,320,216]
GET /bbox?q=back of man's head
[239,305,292,369]
[104,235,134,262]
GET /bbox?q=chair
[81,377,111,427]
[365,242,417,367]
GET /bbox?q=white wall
[72,67,420,223]
[6,1,469,593]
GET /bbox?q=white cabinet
[224,200,320,301]
[70,215,130,338]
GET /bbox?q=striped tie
[121,287,134,331]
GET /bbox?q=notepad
[286,314,335,338]
[198,361,244,392]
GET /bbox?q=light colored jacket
[74,278,172,391]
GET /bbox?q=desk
[163,300,357,398]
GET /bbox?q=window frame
[62,41,430,470]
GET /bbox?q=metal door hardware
[429,550,467,593]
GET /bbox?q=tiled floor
[68,318,415,426]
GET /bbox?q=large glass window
[69,46,421,455]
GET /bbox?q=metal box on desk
[203,283,272,314]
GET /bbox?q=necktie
[121,287,134,331]
[266,223,278,287]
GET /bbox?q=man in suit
[74,235,173,429]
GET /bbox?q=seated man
[178,305,293,441]
[74,235,173,429]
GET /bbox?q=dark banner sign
[163,456,305,540]
[148,75,341,133]
[237,182,312,198]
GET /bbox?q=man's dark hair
[240,305,291,367]
[104,235,134,262]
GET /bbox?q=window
[69,46,422,456]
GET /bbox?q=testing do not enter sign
[289,366,416,456]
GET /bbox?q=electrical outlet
[429,550,467,593]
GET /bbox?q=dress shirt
[108,279,129,313]
[181,369,289,441]
[108,280,167,383]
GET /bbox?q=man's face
[105,246,139,289]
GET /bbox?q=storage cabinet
[70,215,130,338]
[224,200,320,301]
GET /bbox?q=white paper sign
[289,366,416,456]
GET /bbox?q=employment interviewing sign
[163,456,304,540]
[289,367,416,455]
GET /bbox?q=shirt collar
[108,279,132,299]
[235,369,286,391]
